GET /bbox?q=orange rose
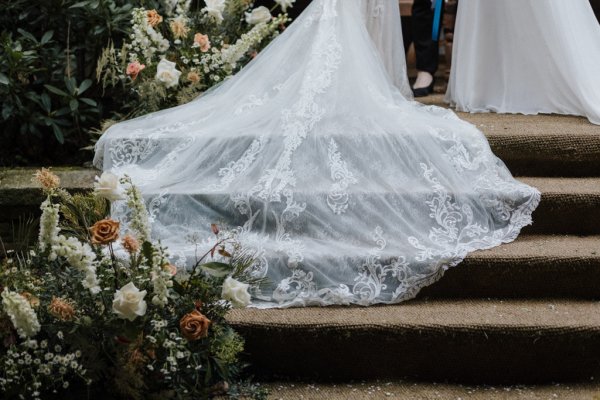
[187,71,201,84]
[179,310,211,341]
[48,297,76,321]
[193,33,211,52]
[146,10,163,27]
[89,219,120,245]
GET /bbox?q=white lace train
[94,0,540,308]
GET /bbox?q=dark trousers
[412,0,444,75]
[591,0,600,23]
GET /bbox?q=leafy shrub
[0,0,137,166]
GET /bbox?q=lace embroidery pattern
[99,0,540,309]
[207,136,266,192]
[327,138,358,215]
[251,7,342,202]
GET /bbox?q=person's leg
[590,0,600,23]
[412,0,442,95]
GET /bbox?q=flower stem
[109,243,118,289]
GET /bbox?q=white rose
[94,172,124,202]
[275,0,296,12]
[203,0,226,23]
[112,282,147,321]
[155,59,181,88]
[245,6,272,25]
[221,277,251,308]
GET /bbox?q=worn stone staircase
[1,96,599,397]
[226,97,600,395]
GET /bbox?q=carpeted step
[227,299,600,383]
[519,177,600,235]
[1,169,599,236]
[422,95,600,177]
[419,234,600,299]
[261,381,600,399]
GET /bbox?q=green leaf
[51,124,65,144]
[65,77,76,95]
[199,262,233,278]
[69,99,79,112]
[40,92,51,113]
[17,29,37,43]
[40,31,54,45]
[54,107,72,117]
[44,84,69,97]
[172,279,186,296]
[141,241,154,265]
[77,79,92,95]
[2,103,13,120]
[80,97,97,107]
[0,72,8,85]
[69,1,90,8]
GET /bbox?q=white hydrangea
[52,236,101,295]
[151,265,173,307]
[124,178,151,242]
[38,198,60,253]
[150,250,174,307]
[220,15,288,68]
[1,290,41,338]
[127,8,170,64]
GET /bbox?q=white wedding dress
[94,0,540,308]
[446,0,600,125]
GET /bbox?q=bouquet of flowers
[97,0,294,117]
[0,168,266,399]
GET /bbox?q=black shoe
[411,78,436,98]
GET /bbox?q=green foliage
[96,1,290,119]
[0,0,292,166]
[0,0,135,166]
[0,172,266,399]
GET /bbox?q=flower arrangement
[97,0,294,117]
[0,168,266,399]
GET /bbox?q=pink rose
[126,61,146,80]
[193,33,211,53]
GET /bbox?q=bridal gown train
[94,0,540,308]
[446,0,600,125]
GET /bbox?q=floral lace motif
[207,137,265,192]
[101,0,540,309]
[327,138,358,215]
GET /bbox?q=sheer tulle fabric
[446,0,600,125]
[94,0,540,308]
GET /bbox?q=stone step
[520,177,600,235]
[227,298,600,383]
[1,169,599,236]
[260,381,600,400]
[422,95,600,177]
[419,234,600,299]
